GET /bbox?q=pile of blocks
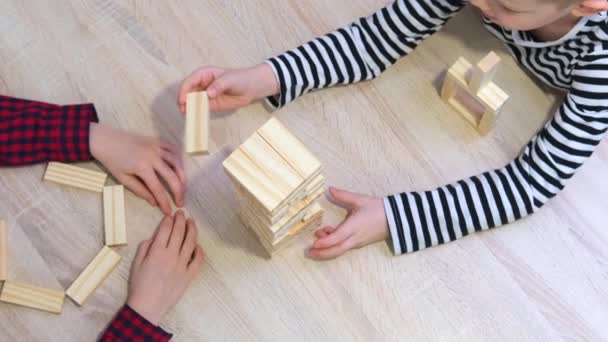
[0,163,126,314]
[223,118,324,254]
[441,51,509,135]
[0,91,327,315]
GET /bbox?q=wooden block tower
[223,118,324,254]
[441,51,509,135]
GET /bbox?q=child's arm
[0,95,98,165]
[310,52,608,258]
[177,0,467,112]
[100,211,204,341]
[0,95,185,215]
[265,0,467,108]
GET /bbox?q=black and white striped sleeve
[384,52,608,255]
[264,0,466,109]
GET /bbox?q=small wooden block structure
[103,185,127,246]
[66,246,121,306]
[0,220,7,281]
[223,117,324,255]
[43,162,108,193]
[185,91,210,155]
[0,281,65,314]
[441,51,509,135]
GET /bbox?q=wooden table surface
[1,1,607,341]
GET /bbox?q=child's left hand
[308,187,388,260]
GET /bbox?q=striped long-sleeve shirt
[265,0,608,255]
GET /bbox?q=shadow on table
[184,145,268,259]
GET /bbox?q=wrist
[375,197,389,239]
[127,296,163,326]
[249,63,279,99]
[89,122,101,160]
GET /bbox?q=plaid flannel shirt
[0,95,172,341]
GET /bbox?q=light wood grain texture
[43,162,107,193]
[1,1,607,341]
[0,281,65,314]
[257,117,322,179]
[240,132,304,195]
[241,203,323,253]
[223,148,286,213]
[185,91,210,154]
[103,185,127,246]
[470,51,500,93]
[441,52,509,134]
[66,246,121,306]
[224,117,323,216]
[0,219,7,280]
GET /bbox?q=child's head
[470,0,608,31]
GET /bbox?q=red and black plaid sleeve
[99,305,173,342]
[0,95,99,166]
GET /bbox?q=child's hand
[127,211,204,325]
[89,123,186,215]
[308,187,388,260]
[573,0,608,16]
[177,63,278,113]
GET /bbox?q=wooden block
[0,281,64,314]
[237,177,324,243]
[223,148,286,213]
[0,220,7,281]
[240,133,304,196]
[257,118,321,179]
[470,51,501,93]
[271,204,324,253]
[240,204,323,255]
[441,57,472,104]
[185,91,210,155]
[103,185,127,246]
[66,246,121,306]
[233,174,324,226]
[440,53,509,135]
[43,162,107,193]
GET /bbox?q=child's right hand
[177,63,278,113]
[126,211,204,325]
[89,123,186,215]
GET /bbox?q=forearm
[385,89,608,255]
[98,305,172,342]
[265,0,466,108]
[0,95,98,166]
[384,157,534,254]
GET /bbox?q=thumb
[328,186,362,209]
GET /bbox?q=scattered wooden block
[0,281,64,314]
[103,185,127,246]
[43,162,108,193]
[0,220,7,281]
[185,91,210,155]
[440,51,509,135]
[66,246,121,306]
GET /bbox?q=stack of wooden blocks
[441,51,509,135]
[223,118,324,255]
